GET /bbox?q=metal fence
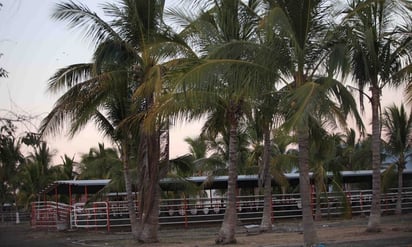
[30,186,412,231]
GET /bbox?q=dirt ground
[1,214,412,247]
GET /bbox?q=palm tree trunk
[396,158,404,215]
[298,128,318,246]
[216,112,238,244]
[121,142,139,239]
[315,184,322,221]
[137,132,160,243]
[0,202,4,223]
[260,126,272,232]
[367,86,381,232]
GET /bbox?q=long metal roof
[41,179,111,195]
[161,169,412,190]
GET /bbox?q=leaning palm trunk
[216,111,238,244]
[298,129,318,246]
[260,127,272,231]
[137,132,160,243]
[121,142,139,238]
[367,86,381,232]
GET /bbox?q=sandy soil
[1,214,412,247]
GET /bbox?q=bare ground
[1,214,412,247]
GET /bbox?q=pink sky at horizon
[0,0,408,165]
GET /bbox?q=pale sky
[0,0,201,163]
[0,0,406,164]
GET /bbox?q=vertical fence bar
[184,195,188,228]
[106,200,111,232]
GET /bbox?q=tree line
[1,0,411,246]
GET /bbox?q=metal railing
[0,211,30,223]
[31,201,71,230]
[31,186,412,230]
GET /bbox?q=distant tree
[79,143,124,191]
[382,103,412,215]
[0,111,44,214]
[54,154,78,180]
[0,0,8,79]
[18,139,55,209]
[0,120,24,221]
[0,49,7,77]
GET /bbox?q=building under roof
[40,179,111,196]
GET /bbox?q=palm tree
[406,82,412,105]
[382,103,412,215]
[263,1,365,245]
[343,0,412,232]
[307,121,342,220]
[41,1,192,242]
[54,154,78,180]
[246,88,288,232]
[336,128,358,171]
[172,136,227,177]
[79,144,124,191]
[0,121,24,222]
[17,141,55,209]
[40,58,142,238]
[161,0,281,243]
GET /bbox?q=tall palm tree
[40,1,191,242]
[382,103,412,215]
[263,1,364,245]
[162,0,283,243]
[41,54,142,239]
[343,0,412,232]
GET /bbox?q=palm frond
[51,0,121,45]
[47,63,94,93]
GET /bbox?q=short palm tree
[382,103,412,215]
[246,89,288,232]
[0,121,24,221]
[307,121,341,220]
[178,136,226,176]
[343,0,412,232]
[18,142,54,209]
[54,154,78,180]
[79,144,124,192]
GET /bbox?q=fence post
[270,194,274,224]
[106,200,111,232]
[184,196,188,228]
